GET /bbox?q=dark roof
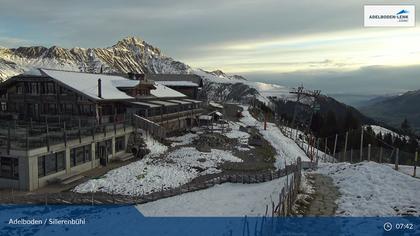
[144,74,203,87]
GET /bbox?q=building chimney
[98,78,102,98]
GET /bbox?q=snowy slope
[137,176,289,217]
[386,164,419,178]
[364,125,408,140]
[317,162,420,216]
[239,106,310,168]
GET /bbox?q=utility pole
[291,85,303,130]
[290,85,321,133]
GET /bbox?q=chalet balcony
[0,117,133,152]
[147,109,203,124]
[5,93,87,103]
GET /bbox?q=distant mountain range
[360,90,420,133]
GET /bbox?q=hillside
[360,90,420,133]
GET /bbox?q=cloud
[243,64,420,95]
[1,0,420,96]
[0,0,363,55]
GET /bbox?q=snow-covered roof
[39,69,185,101]
[41,69,134,100]
[151,83,186,98]
[210,111,223,117]
[156,81,198,87]
[209,101,224,109]
[111,79,139,88]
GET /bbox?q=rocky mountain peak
[111,36,162,57]
[210,69,226,77]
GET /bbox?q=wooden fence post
[350,148,353,163]
[316,138,320,162]
[368,144,371,161]
[414,151,418,177]
[333,134,338,158]
[395,148,399,171]
[379,146,383,163]
[360,128,364,162]
[324,137,328,160]
[344,131,348,162]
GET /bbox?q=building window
[115,136,125,152]
[31,82,40,95]
[16,84,24,94]
[65,104,73,114]
[0,157,19,179]
[1,102,6,111]
[106,139,112,156]
[48,103,57,114]
[38,152,65,177]
[70,145,92,167]
[46,82,55,94]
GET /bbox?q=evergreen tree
[344,110,360,131]
[310,112,323,136]
[401,118,412,135]
[322,110,338,137]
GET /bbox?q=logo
[364,5,415,27]
[396,9,409,15]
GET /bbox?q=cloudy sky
[1,0,419,95]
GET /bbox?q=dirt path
[305,173,340,216]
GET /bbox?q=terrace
[0,115,132,152]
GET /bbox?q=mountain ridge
[360,89,420,133]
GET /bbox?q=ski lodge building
[0,69,203,191]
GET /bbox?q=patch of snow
[137,176,289,216]
[386,164,419,178]
[144,134,168,158]
[151,82,186,98]
[239,106,310,168]
[209,101,224,109]
[167,147,243,175]
[364,125,409,140]
[317,162,420,216]
[74,137,242,196]
[167,133,198,147]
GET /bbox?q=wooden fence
[1,159,303,205]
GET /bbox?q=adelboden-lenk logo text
[364,5,415,27]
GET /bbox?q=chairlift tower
[290,85,321,132]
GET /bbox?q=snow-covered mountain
[0,37,192,79]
